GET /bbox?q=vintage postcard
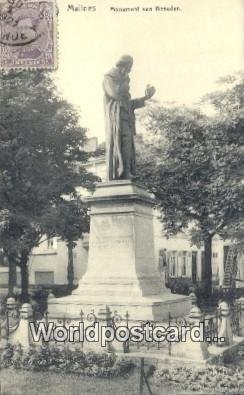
[0,0,243,394]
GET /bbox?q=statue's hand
[145,85,156,99]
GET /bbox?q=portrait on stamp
[0,0,57,69]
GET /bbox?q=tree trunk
[20,251,29,303]
[67,241,74,291]
[203,234,213,305]
[7,254,16,297]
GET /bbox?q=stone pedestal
[171,305,210,361]
[217,301,233,346]
[48,181,190,321]
[10,303,33,350]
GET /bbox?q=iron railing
[0,300,242,353]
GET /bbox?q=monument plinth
[48,180,190,320]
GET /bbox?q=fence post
[123,311,130,353]
[97,305,114,353]
[10,303,33,350]
[237,297,244,336]
[139,357,144,395]
[171,303,209,361]
[80,309,84,349]
[0,297,18,348]
[189,292,197,307]
[237,303,241,336]
[168,312,171,356]
[217,300,233,346]
[139,357,153,395]
[48,291,55,300]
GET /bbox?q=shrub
[0,343,14,368]
[0,344,135,378]
[153,365,244,393]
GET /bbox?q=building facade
[28,153,240,292]
[0,139,242,295]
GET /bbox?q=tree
[136,74,244,301]
[43,197,90,291]
[0,70,97,301]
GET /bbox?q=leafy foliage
[43,198,90,245]
[0,70,98,297]
[0,343,135,377]
[153,364,244,393]
[136,73,244,297]
[137,102,244,239]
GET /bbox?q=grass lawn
[0,369,175,395]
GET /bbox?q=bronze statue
[103,55,156,180]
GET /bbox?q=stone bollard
[189,292,197,307]
[0,297,18,349]
[172,304,210,361]
[217,301,233,346]
[48,291,55,300]
[238,297,244,336]
[10,303,33,350]
[6,297,18,311]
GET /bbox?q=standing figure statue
[103,55,156,180]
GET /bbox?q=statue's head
[116,55,133,75]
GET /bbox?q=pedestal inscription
[48,180,190,320]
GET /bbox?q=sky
[56,0,244,142]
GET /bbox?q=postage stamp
[0,0,57,69]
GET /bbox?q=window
[47,238,54,249]
[35,271,54,285]
[158,249,167,271]
[170,252,176,276]
[213,252,218,258]
[0,249,6,267]
[182,261,186,276]
[182,251,187,276]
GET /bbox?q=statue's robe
[103,67,145,180]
